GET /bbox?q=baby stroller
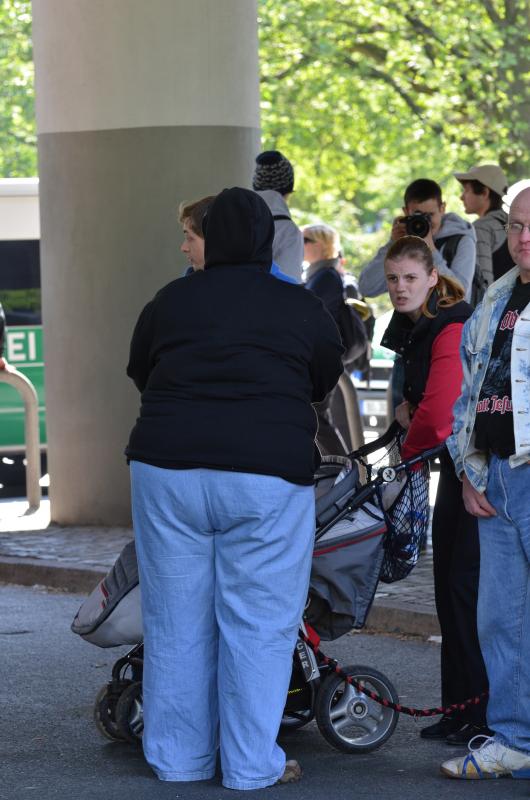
[72,422,441,754]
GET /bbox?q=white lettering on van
[7,331,25,362]
[27,331,36,361]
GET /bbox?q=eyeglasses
[303,237,315,244]
[505,222,530,235]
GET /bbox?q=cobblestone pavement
[375,548,434,609]
[0,520,133,570]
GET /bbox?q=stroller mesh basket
[352,421,431,585]
[379,461,430,583]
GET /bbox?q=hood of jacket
[305,257,341,282]
[435,212,476,242]
[203,187,274,271]
[255,189,292,219]
[479,208,508,228]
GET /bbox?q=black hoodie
[126,187,343,484]
[203,186,274,271]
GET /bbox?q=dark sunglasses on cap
[303,237,315,244]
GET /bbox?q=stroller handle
[349,421,447,468]
[379,442,447,478]
[348,420,403,460]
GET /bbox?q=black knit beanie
[252,150,294,195]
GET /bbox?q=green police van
[0,178,46,455]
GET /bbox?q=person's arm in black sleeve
[306,269,344,323]
[126,299,156,392]
[309,304,344,403]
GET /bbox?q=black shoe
[445,722,493,746]
[420,715,465,740]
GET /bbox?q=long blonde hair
[385,236,464,318]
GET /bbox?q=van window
[0,239,41,325]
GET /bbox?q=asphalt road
[0,583,521,800]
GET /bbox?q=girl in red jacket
[382,236,489,745]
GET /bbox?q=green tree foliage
[0,0,36,176]
[258,0,530,250]
[2,0,529,268]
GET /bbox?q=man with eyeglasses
[441,186,530,780]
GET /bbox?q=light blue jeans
[130,462,315,790]
[478,457,530,754]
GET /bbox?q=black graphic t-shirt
[474,279,530,457]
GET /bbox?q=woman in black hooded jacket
[126,188,343,791]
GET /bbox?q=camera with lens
[402,211,431,238]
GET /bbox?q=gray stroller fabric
[306,456,386,640]
[71,540,142,647]
[307,502,386,640]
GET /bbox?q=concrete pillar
[31,0,261,524]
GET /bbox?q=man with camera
[359,179,476,302]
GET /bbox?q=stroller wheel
[115,681,143,744]
[94,682,131,741]
[315,665,398,753]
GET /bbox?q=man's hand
[395,400,413,430]
[391,217,436,253]
[462,473,496,517]
[390,217,407,242]
[423,229,437,253]
[0,357,6,370]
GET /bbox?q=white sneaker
[441,735,530,780]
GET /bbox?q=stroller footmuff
[307,454,386,640]
[71,540,143,743]
[72,539,142,647]
[72,423,440,754]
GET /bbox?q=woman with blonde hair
[303,223,350,455]
[381,235,490,746]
